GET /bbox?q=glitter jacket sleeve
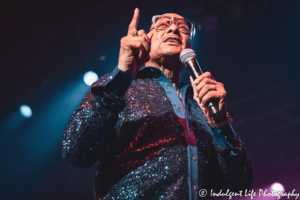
[61,67,134,168]
[210,123,253,192]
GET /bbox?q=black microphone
[180,48,220,117]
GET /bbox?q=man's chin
[159,45,182,56]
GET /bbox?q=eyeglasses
[149,15,194,35]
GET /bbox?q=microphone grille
[180,48,196,64]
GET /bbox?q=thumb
[147,32,153,40]
[189,76,195,87]
[190,76,198,101]
[189,76,196,92]
[146,32,153,54]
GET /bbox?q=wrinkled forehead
[162,13,185,19]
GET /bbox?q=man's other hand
[190,72,227,123]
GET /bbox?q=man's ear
[191,23,195,41]
[187,36,193,48]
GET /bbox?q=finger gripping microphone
[180,48,220,117]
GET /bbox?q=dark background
[1,0,300,199]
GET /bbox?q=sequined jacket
[62,66,253,200]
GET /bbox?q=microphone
[180,48,220,117]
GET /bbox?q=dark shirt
[61,66,253,200]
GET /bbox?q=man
[62,8,253,200]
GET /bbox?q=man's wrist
[91,66,135,99]
[207,112,233,128]
[205,111,226,124]
[118,64,136,76]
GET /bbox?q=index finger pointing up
[127,8,140,36]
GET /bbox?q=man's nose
[166,21,180,35]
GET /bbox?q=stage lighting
[271,182,285,193]
[100,55,107,61]
[83,71,98,86]
[20,105,32,118]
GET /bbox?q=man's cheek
[150,43,160,55]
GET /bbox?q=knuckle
[205,93,211,100]
[139,29,146,34]
[204,84,210,90]
[137,41,143,47]
[208,92,213,98]
[206,71,212,77]
[196,77,202,84]
[199,92,203,98]
[141,36,148,42]
[197,95,202,100]
[203,77,210,83]
[207,93,212,99]
[202,94,210,103]
[120,37,126,45]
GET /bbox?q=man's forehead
[162,13,185,19]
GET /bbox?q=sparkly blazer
[62,66,253,200]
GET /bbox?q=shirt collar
[134,66,193,95]
[135,66,192,92]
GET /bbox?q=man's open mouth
[164,37,182,44]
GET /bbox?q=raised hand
[117,8,153,76]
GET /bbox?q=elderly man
[62,8,253,200]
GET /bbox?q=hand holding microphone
[180,49,227,123]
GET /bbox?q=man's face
[148,13,193,60]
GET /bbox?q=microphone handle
[186,59,220,117]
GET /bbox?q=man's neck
[146,58,184,89]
